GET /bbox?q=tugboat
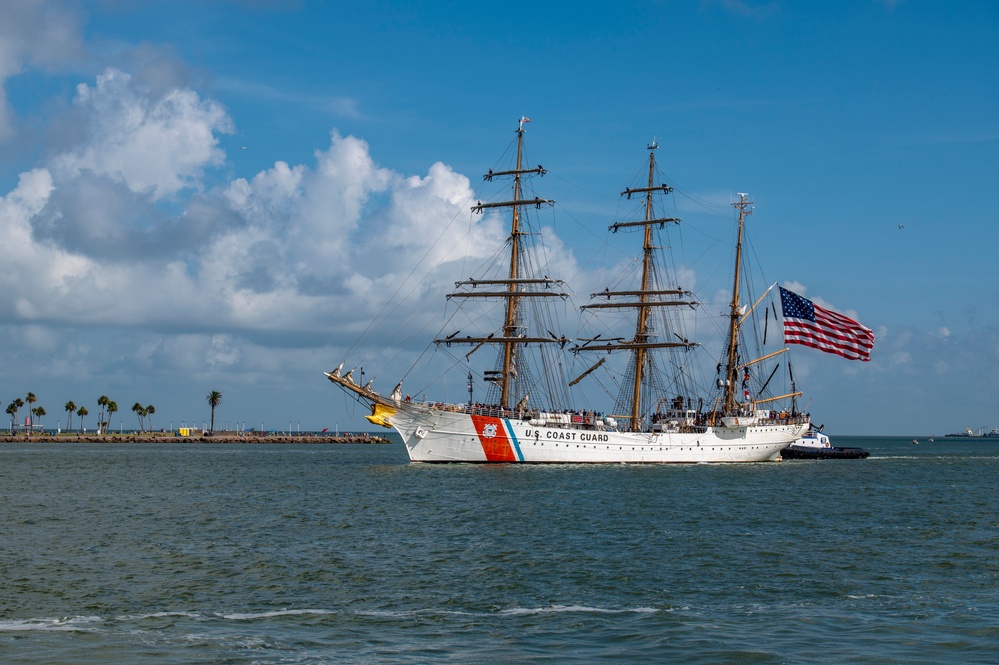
[781,425,869,460]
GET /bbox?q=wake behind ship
[326,119,808,462]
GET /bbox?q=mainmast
[433,118,564,408]
[723,193,752,414]
[630,142,664,430]
[573,140,697,432]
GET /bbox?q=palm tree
[97,395,109,435]
[65,401,76,432]
[6,402,16,433]
[206,390,222,434]
[77,406,88,433]
[132,402,145,432]
[146,404,156,431]
[32,406,46,430]
[13,398,24,432]
[107,401,118,434]
[25,392,37,430]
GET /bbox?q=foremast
[433,117,566,408]
[573,141,698,433]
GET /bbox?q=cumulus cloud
[52,68,233,199]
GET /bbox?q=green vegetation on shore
[0,431,391,444]
[6,388,358,440]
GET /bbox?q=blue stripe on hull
[504,418,524,461]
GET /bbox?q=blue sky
[1,0,997,435]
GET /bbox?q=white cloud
[207,334,241,367]
[52,68,233,199]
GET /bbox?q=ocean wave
[354,605,661,619]
[498,605,659,616]
[219,609,337,620]
[0,616,103,632]
[115,611,203,621]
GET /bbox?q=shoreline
[0,432,392,444]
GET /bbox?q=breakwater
[0,432,390,444]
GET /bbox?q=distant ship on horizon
[945,426,999,438]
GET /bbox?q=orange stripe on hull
[470,415,517,462]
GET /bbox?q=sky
[1,0,997,436]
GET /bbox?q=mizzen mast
[722,193,752,414]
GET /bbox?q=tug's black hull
[781,445,869,460]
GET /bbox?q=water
[1,436,996,664]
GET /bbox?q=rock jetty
[0,432,391,444]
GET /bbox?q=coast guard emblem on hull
[482,423,498,439]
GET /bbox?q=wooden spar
[448,291,568,299]
[472,197,553,212]
[581,300,697,310]
[752,391,803,407]
[609,217,679,231]
[569,357,606,387]
[438,335,558,345]
[738,348,789,370]
[465,339,488,359]
[457,278,563,287]
[621,185,673,199]
[483,165,546,181]
[324,371,394,408]
[738,282,778,328]
[588,288,691,298]
[573,340,694,352]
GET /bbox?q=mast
[499,121,526,407]
[629,143,659,430]
[573,140,696,432]
[433,118,563,408]
[723,193,752,414]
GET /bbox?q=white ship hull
[385,406,806,463]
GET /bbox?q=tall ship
[325,119,808,462]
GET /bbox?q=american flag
[779,287,874,362]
